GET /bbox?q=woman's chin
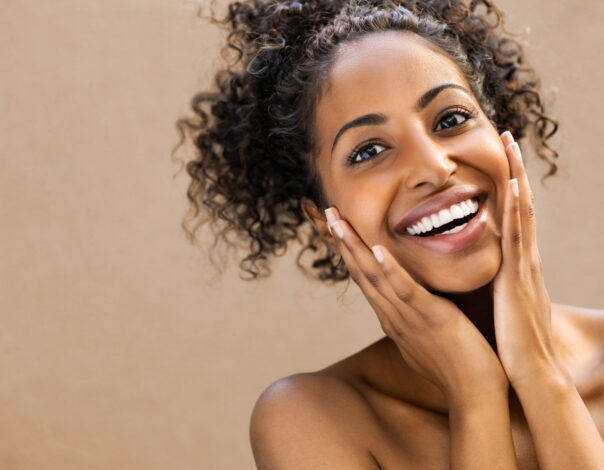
[420,256,501,295]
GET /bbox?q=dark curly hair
[175,0,558,282]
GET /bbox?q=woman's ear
[301,197,334,243]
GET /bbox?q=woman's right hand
[325,207,509,407]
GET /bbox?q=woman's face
[306,31,511,293]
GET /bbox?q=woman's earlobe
[301,197,332,240]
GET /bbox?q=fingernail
[506,141,519,153]
[324,208,337,236]
[371,246,384,263]
[330,221,344,239]
[510,178,519,197]
[325,207,337,226]
[500,130,514,147]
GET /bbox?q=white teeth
[438,208,453,225]
[450,204,464,219]
[405,197,480,235]
[421,216,433,231]
[460,201,471,216]
[441,222,468,234]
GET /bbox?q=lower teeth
[441,222,468,235]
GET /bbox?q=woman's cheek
[482,142,511,232]
[479,126,510,180]
[340,182,388,245]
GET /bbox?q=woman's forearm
[513,367,604,469]
[448,390,518,470]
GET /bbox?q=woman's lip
[395,186,487,232]
[399,196,488,254]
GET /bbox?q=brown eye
[347,142,387,165]
[435,111,471,131]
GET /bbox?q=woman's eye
[348,143,387,165]
[434,111,470,131]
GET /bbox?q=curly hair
[175,0,558,282]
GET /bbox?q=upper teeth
[406,198,479,235]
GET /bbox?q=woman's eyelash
[345,107,475,166]
[434,107,475,131]
[346,140,387,166]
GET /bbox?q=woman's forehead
[315,32,471,131]
[326,31,467,99]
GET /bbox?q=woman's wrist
[509,355,573,398]
[509,359,604,469]
[448,385,518,470]
[511,365,575,408]
[445,378,510,413]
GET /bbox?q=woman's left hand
[493,132,569,388]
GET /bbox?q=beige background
[1,0,602,468]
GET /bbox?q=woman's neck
[436,282,497,353]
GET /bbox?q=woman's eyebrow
[415,83,470,111]
[330,83,470,156]
[331,113,388,155]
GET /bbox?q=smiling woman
[177,0,604,468]
[304,31,511,292]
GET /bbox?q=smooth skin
[250,31,604,469]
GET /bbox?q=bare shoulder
[552,302,604,399]
[250,371,380,469]
[553,302,604,344]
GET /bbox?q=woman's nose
[399,137,457,190]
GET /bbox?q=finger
[371,245,459,329]
[501,178,523,274]
[325,207,394,301]
[500,130,514,150]
[336,238,403,337]
[504,139,537,250]
[326,209,412,338]
[326,206,393,291]
[326,208,426,333]
[331,219,382,289]
[328,208,461,332]
[330,217,404,304]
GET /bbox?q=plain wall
[1,0,603,468]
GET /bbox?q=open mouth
[408,195,486,238]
